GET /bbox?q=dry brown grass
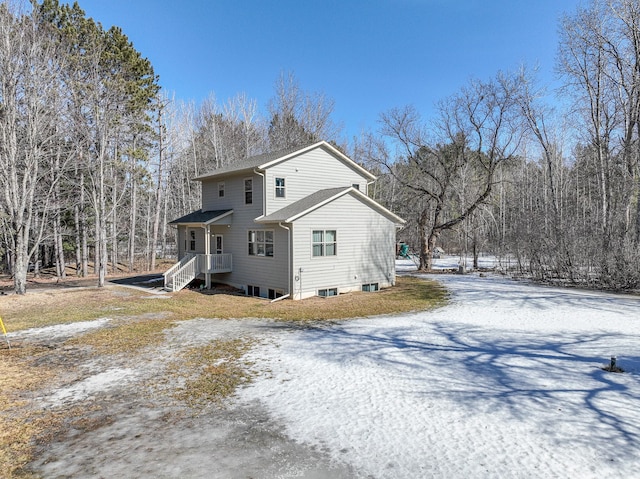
[0,275,446,477]
[172,337,257,410]
[0,287,140,332]
[0,346,66,479]
[0,276,445,332]
[65,316,178,355]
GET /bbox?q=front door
[211,234,223,255]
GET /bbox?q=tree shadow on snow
[298,320,640,455]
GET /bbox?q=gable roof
[255,187,405,225]
[168,209,233,225]
[192,141,376,182]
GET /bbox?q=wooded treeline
[1,0,639,293]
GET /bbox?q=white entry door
[212,234,223,254]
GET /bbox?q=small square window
[248,229,274,257]
[312,230,336,257]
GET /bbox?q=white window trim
[248,229,275,258]
[318,287,338,297]
[312,229,337,258]
[362,283,379,292]
[275,176,286,198]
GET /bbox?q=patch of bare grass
[0,346,65,479]
[0,276,445,334]
[66,316,177,355]
[172,337,256,410]
[249,276,447,321]
[0,287,138,332]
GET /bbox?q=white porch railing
[164,253,232,292]
[201,253,232,273]
[168,255,198,292]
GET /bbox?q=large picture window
[244,178,253,204]
[248,230,274,257]
[312,230,336,257]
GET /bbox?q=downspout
[272,221,292,302]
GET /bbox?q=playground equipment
[397,243,419,267]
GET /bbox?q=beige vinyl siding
[264,148,372,215]
[290,193,396,299]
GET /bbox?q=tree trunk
[418,209,434,271]
[129,184,137,272]
[53,209,66,279]
[80,171,89,277]
[150,106,165,271]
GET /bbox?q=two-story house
[163,141,404,299]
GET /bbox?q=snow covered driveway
[240,271,640,478]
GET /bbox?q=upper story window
[218,182,225,197]
[248,230,274,257]
[352,183,360,191]
[244,178,253,204]
[275,177,286,198]
[312,230,336,257]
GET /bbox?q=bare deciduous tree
[372,72,524,270]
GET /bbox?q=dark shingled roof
[193,142,315,180]
[168,209,232,225]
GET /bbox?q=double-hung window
[244,178,253,204]
[312,230,336,257]
[218,182,225,197]
[188,230,196,251]
[275,177,286,198]
[248,230,274,257]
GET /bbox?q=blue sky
[75,0,582,140]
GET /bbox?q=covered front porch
[164,209,234,292]
[163,252,233,292]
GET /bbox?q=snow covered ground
[240,257,640,478]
